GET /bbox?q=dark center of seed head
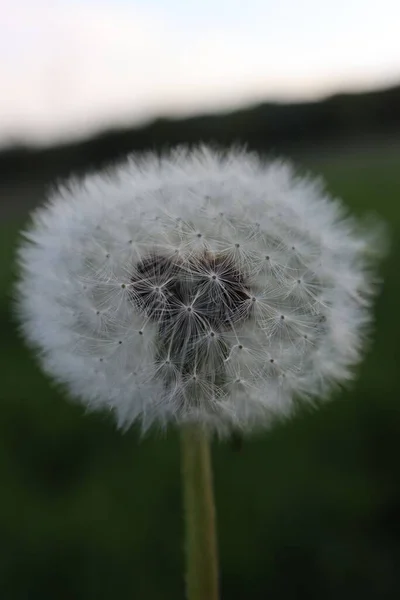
[130,252,253,383]
[131,252,250,323]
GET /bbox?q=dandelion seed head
[15,146,386,436]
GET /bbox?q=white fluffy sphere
[15,146,384,435]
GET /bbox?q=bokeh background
[1,1,400,598]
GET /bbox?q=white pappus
[15,146,385,435]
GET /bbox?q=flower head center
[130,251,252,400]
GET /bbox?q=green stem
[181,423,219,600]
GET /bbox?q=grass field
[1,148,400,599]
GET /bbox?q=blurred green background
[1,88,400,599]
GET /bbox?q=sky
[1,0,400,146]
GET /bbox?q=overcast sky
[1,0,400,146]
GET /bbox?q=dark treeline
[1,83,400,183]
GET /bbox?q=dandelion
[15,146,385,600]
[15,146,384,435]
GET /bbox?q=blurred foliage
[0,85,400,598]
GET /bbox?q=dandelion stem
[181,423,219,600]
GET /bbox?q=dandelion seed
[15,146,386,436]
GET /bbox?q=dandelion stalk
[181,423,219,600]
